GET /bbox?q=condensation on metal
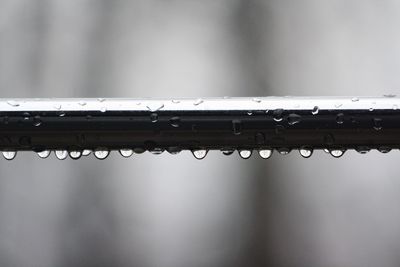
[0,97,398,112]
[0,97,399,153]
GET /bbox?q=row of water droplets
[2,96,399,131]
[0,147,394,161]
[0,96,398,161]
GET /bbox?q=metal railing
[0,96,398,159]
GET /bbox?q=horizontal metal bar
[0,97,398,159]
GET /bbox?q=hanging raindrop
[37,150,51,159]
[2,151,17,160]
[378,147,391,153]
[69,151,82,160]
[299,148,313,158]
[119,149,134,158]
[192,149,208,160]
[330,149,345,158]
[259,149,273,159]
[149,148,164,155]
[55,150,68,160]
[166,147,182,155]
[82,150,91,156]
[239,150,252,159]
[94,149,110,160]
[312,106,319,115]
[221,149,235,156]
[277,148,291,155]
[355,146,370,154]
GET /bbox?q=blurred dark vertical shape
[53,1,122,266]
[233,1,274,265]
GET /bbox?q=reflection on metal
[0,97,399,155]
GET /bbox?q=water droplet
[193,98,204,106]
[78,100,87,106]
[351,97,359,102]
[232,120,242,135]
[23,112,30,121]
[94,149,110,160]
[172,99,180,104]
[252,98,262,103]
[37,150,51,159]
[58,112,66,117]
[170,116,180,127]
[133,148,145,154]
[259,149,272,159]
[384,94,396,98]
[287,114,301,125]
[378,146,391,153]
[33,115,42,126]
[192,149,208,160]
[273,109,284,122]
[98,98,105,102]
[330,149,345,158]
[312,106,319,115]
[393,104,398,110]
[355,146,370,154]
[149,148,164,155]
[277,148,291,155]
[2,151,16,160]
[54,104,62,110]
[150,113,158,123]
[7,100,19,107]
[373,118,382,130]
[119,149,134,158]
[336,113,345,124]
[247,111,253,116]
[166,147,181,155]
[369,107,374,112]
[221,149,234,156]
[55,150,68,160]
[100,107,107,113]
[146,102,164,112]
[323,149,330,154]
[299,147,313,158]
[335,103,343,108]
[82,150,91,156]
[69,151,82,160]
[239,150,252,159]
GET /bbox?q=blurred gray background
[1,1,400,266]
